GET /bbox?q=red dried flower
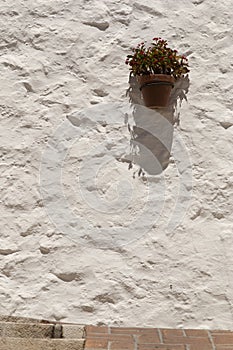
[125,36,189,78]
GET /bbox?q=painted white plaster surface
[0,0,233,330]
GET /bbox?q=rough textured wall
[1,0,233,329]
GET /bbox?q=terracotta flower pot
[137,74,175,108]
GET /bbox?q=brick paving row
[2,315,233,350]
[85,326,233,350]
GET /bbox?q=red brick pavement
[84,325,233,350]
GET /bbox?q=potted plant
[125,37,189,108]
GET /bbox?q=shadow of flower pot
[130,105,174,175]
[126,74,190,176]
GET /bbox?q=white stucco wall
[0,0,233,329]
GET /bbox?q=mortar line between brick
[82,325,85,339]
[83,337,86,350]
[107,325,111,350]
[157,328,163,343]
[52,323,63,338]
[182,329,186,337]
[208,330,216,350]
[133,334,138,350]
[52,324,55,338]
[82,338,87,350]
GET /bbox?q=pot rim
[137,74,175,84]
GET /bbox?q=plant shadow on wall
[125,38,190,176]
